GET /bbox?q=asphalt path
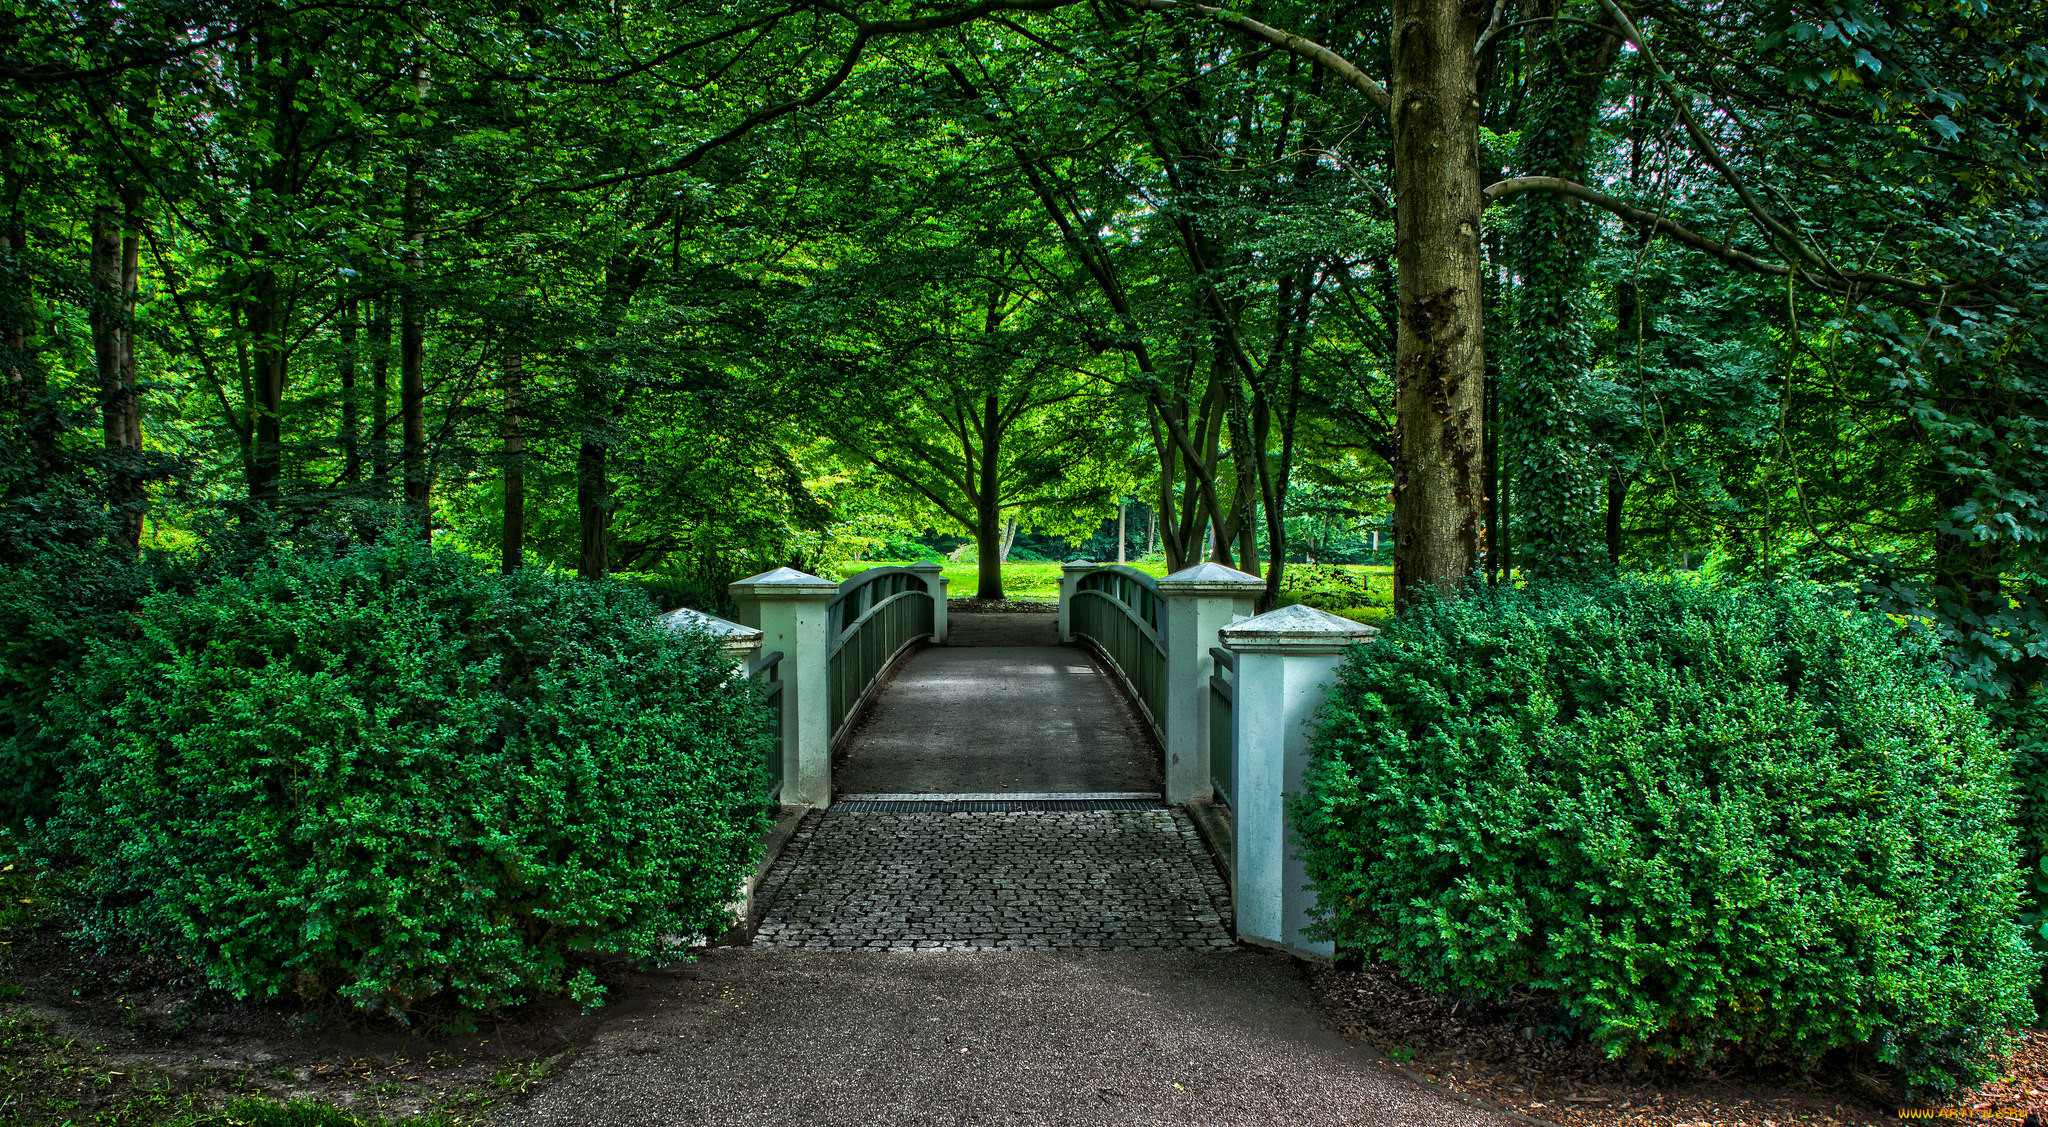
[490,947,1516,1127]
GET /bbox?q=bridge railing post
[729,567,839,809]
[909,562,947,644]
[1219,605,1375,959]
[1056,560,1094,643]
[1155,563,1264,806]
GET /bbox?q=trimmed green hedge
[44,540,768,1018]
[1294,577,2035,1098]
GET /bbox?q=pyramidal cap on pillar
[658,606,763,654]
[659,606,761,639]
[1218,603,1377,654]
[727,566,839,601]
[1155,561,1265,594]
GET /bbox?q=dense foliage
[1294,577,2035,1097]
[40,541,768,1018]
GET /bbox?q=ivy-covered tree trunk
[1389,0,1486,608]
[1504,17,1618,577]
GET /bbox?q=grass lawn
[834,558,1393,624]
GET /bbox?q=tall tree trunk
[975,394,1005,599]
[501,351,525,572]
[974,507,1005,600]
[400,56,432,538]
[577,434,609,578]
[400,178,428,537]
[1259,370,1303,611]
[0,212,51,466]
[1389,0,1486,609]
[113,196,145,549]
[244,22,285,504]
[1153,427,1188,570]
[1221,366,1260,574]
[370,294,392,498]
[246,250,286,503]
[90,203,144,548]
[87,208,118,412]
[1605,470,1626,564]
[339,296,360,485]
[1482,231,1504,583]
[1117,501,1127,564]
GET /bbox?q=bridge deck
[833,613,1162,797]
[758,612,1194,952]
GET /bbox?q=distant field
[835,559,1392,624]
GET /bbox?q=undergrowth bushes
[40,538,768,1019]
[1294,576,2035,1099]
[0,543,154,823]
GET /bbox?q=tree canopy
[2,0,2043,697]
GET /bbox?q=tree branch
[1111,0,1390,113]
[553,0,1082,193]
[1483,175,1943,296]
[1593,0,1839,278]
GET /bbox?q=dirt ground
[1308,960,2048,1127]
[1,913,637,1125]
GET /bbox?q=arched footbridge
[669,560,1376,958]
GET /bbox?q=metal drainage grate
[832,798,1165,814]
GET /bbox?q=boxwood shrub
[42,539,769,1018]
[1293,576,2035,1098]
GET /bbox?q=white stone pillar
[657,607,763,672]
[1154,563,1264,806]
[1221,604,1375,958]
[729,567,839,808]
[909,562,947,644]
[1056,560,1095,643]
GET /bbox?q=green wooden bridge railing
[749,649,786,802]
[1207,645,1236,810]
[827,566,936,744]
[1068,564,1167,745]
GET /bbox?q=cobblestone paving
[753,807,1233,950]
